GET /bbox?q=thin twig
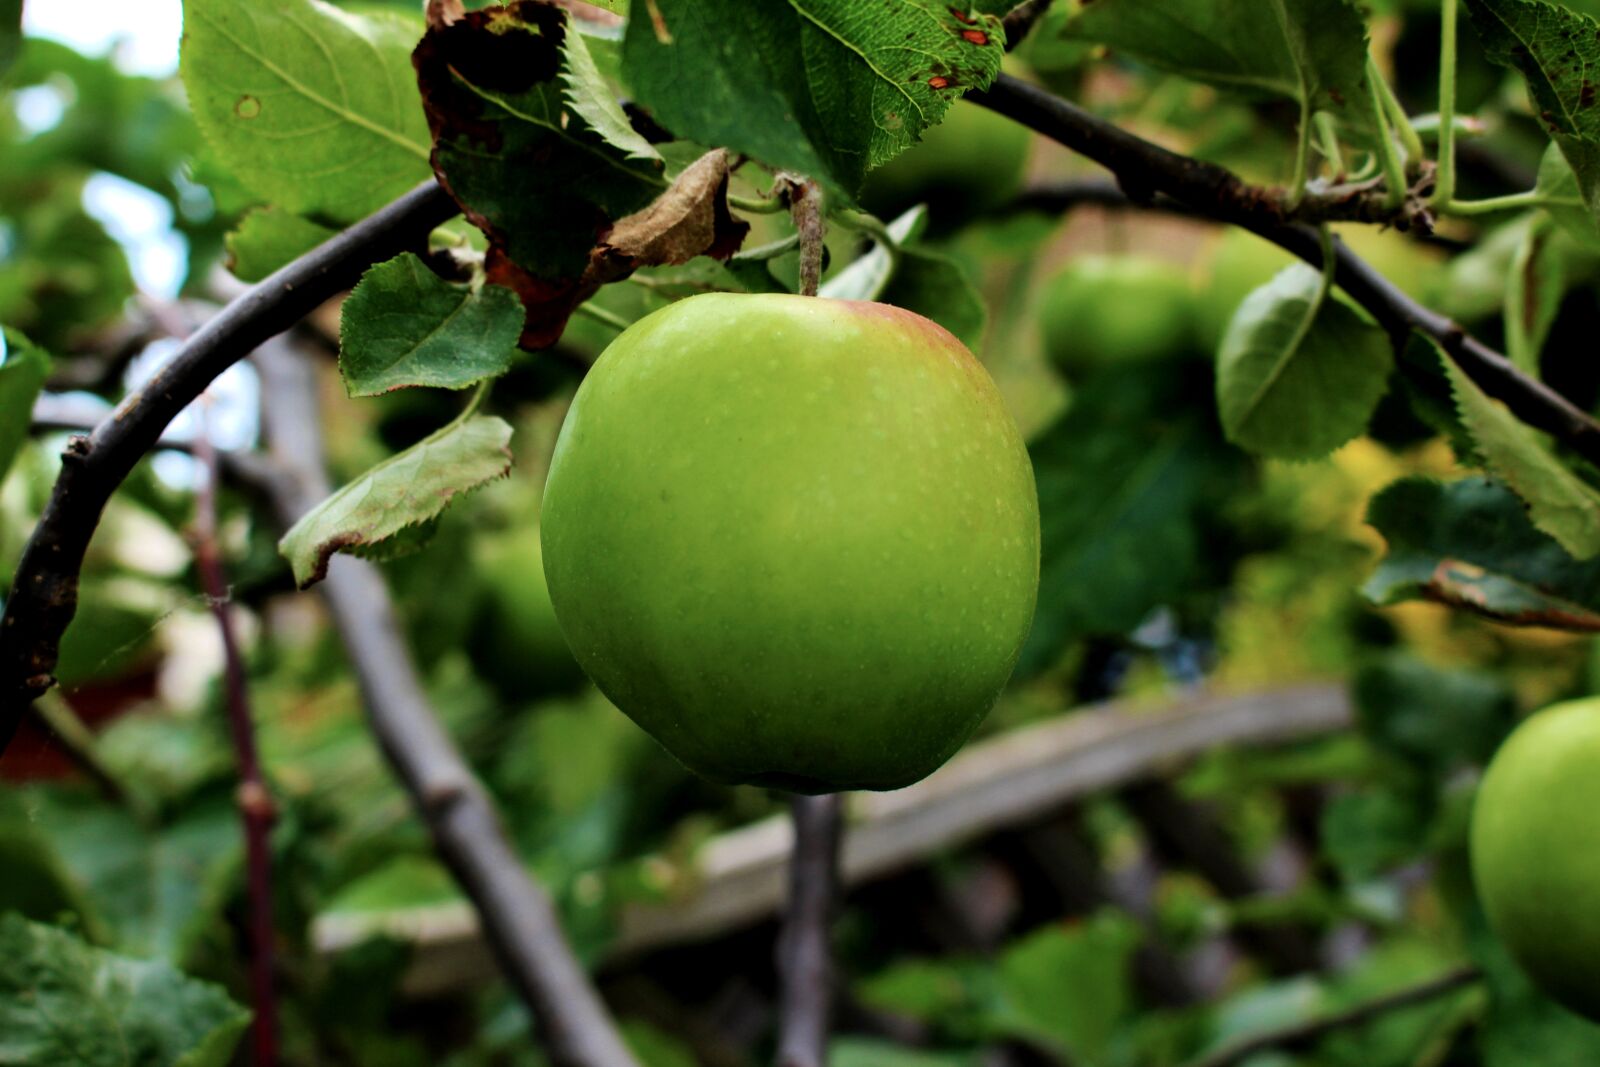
[775,794,845,1067]
[24,693,139,811]
[191,416,278,1067]
[252,341,640,1067]
[0,180,458,754]
[969,74,1600,468]
[1182,966,1482,1067]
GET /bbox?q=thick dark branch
[1183,966,1482,1067]
[775,793,844,1067]
[0,180,458,753]
[970,74,1600,470]
[253,343,639,1067]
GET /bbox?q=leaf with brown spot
[413,0,665,348]
[1365,476,1600,631]
[279,415,514,588]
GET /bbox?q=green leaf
[0,792,99,935]
[0,913,250,1067]
[1439,341,1600,558]
[1354,654,1517,772]
[33,791,240,962]
[225,206,338,283]
[0,329,51,486]
[1503,214,1566,375]
[0,0,21,81]
[621,0,1006,197]
[832,1042,978,1067]
[279,414,513,588]
[180,0,432,222]
[1535,142,1600,250]
[1363,476,1600,630]
[1066,0,1380,132]
[993,913,1140,1061]
[414,2,666,347]
[339,253,524,396]
[1322,788,1430,881]
[1022,364,1244,673]
[1215,264,1394,459]
[1465,0,1600,234]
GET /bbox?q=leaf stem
[1443,190,1584,215]
[1434,0,1460,205]
[1288,94,1315,209]
[832,208,903,277]
[728,192,787,215]
[573,302,633,333]
[1366,58,1410,210]
[1371,55,1425,170]
[1314,113,1346,176]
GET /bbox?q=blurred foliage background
[5,1,1600,1065]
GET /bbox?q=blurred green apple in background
[541,294,1040,793]
[1039,255,1198,377]
[1472,697,1600,1021]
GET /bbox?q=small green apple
[1039,255,1197,377]
[1472,697,1600,1020]
[540,294,1040,792]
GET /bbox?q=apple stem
[790,178,826,297]
[775,792,845,1067]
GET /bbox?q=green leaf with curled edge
[1466,0,1600,240]
[1066,0,1382,137]
[1363,476,1600,631]
[0,328,50,486]
[180,0,432,223]
[339,253,524,396]
[279,414,513,588]
[1435,337,1600,558]
[224,205,338,283]
[1215,264,1393,459]
[0,913,250,1067]
[621,0,1006,197]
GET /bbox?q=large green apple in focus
[1471,697,1600,1020]
[540,294,1040,793]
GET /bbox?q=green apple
[1039,255,1197,377]
[540,294,1040,793]
[860,101,1032,223]
[1471,697,1600,1020]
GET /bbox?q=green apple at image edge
[540,294,1040,793]
[1472,697,1600,1021]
